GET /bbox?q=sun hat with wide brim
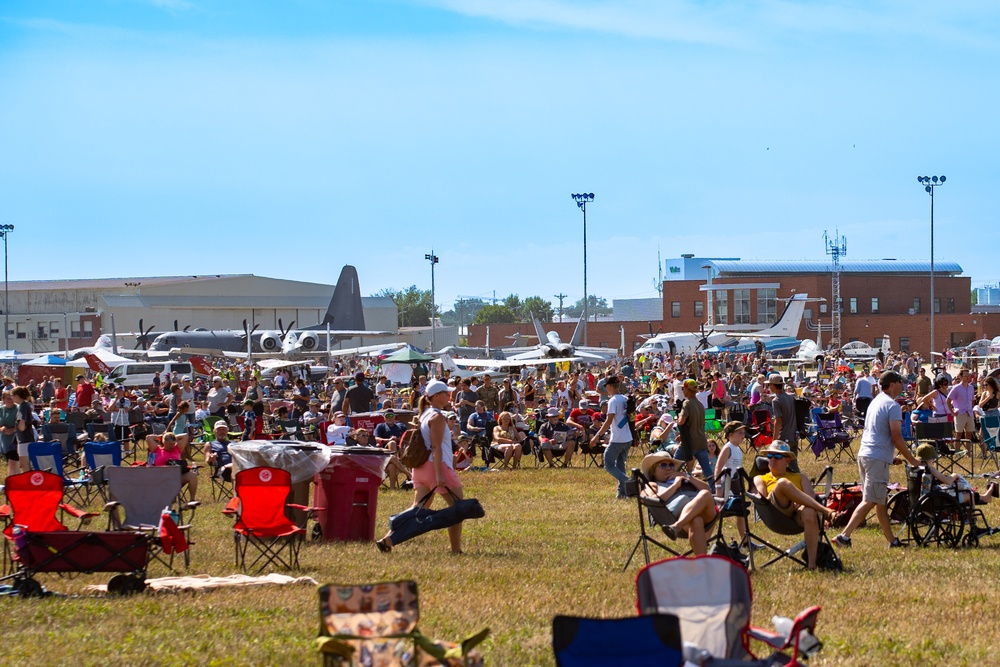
[761,440,796,458]
[640,450,685,479]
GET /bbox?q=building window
[83,321,93,337]
[849,297,858,314]
[756,289,776,325]
[934,298,941,314]
[875,337,885,348]
[36,323,48,340]
[694,301,704,318]
[671,302,680,318]
[49,321,60,337]
[715,291,728,325]
[912,298,921,314]
[871,297,880,314]
[733,289,751,325]
[15,323,25,340]
[899,337,910,352]
[71,321,82,338]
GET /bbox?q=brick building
[663,259,1000,358]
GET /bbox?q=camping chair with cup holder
[810,412,855,463]
[27,440,93,506]
[736,461,842,572]
[223,467,322,574]
[914,420,974,476]
[552,614,682,667]
[0,530,153,598]
[747,409,773,452]
[83,440,124,502]
[622,468,693,570]
[104,465,199,572]
[0,470,99,575]
[636,554,825,667]
[315,580,489,667]
[40,422,80,467]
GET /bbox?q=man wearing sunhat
[769,373,798,450]
[754,440,838,570]
[835,370,920,549]
[676,378,714,494]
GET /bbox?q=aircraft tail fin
[323,265,366,330]
[438,354,459,373]
[758,294,808,338]
[881,335,891,353]
[569,316,585,347]
[531,314,548,343]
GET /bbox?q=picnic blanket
[84,573,318,594]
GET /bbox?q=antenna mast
[824,230,847,349]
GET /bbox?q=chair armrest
[288,503,324,517]
[183,501,201,510]
[222,497,241,515]
[103,501,121,512]
[746,626,786,649]
[60,503,98,520]
[0,504,9,520]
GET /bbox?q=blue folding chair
[552,614,683,667]
[979,414,1000,471]
[27,440,92,506]
[41,422,80,465]
[84,441,124,501]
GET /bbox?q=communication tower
[824,230,847,349]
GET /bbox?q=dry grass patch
[4,450,1000,666]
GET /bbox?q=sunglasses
[766,453,788,460]
[657,462,676,469]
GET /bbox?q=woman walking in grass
[376,380,464,554]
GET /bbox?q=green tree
[374,286,434,327]
[503,294,522,313]
[441,298,487,327]
[472,304,517,324]
[519,296,554,323]
[565,295,611,320]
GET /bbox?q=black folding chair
[914,420,973,476]
[622,468,688,570]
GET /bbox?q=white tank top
[419,407,454,470]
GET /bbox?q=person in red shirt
[74,374,95,412]
[567,399,602,438]
[585,371,596,392]
[53,378,69,411]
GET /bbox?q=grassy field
[4,446,1000,667]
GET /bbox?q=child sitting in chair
[915,443,998,505]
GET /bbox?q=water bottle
[920,467,932,496]
[772,615,793,640]
[12,525,27,554]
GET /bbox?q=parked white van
[104,362,194,389]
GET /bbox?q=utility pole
[571,193,594,345]
[554,293,568,322]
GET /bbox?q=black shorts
[3,449,17,462]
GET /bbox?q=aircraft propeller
[134,319,157,350]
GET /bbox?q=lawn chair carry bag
[385,488,485,547]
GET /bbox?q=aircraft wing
[327,343,406,358]
[441,357,581,368]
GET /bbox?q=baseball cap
[425,379,449,397]
[682,379,697,391]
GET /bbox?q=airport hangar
[0,274,454,355]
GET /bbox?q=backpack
[825,486,864,528]
[398,422,430,469]
[813,540,844,572]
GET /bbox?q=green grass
[5,448,1000,666]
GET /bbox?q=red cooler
[313,447,389,542]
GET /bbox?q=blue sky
[1,1,997,313]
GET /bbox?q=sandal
[375,538,392,553]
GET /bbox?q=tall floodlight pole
[571,193,594,345]
[425,251,439,351]
[918,176,945,360]
[0,225,13,350]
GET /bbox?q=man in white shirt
[591,376,632,499]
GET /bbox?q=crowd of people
[6,341,1000,556]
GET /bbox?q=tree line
[372,288,612,326]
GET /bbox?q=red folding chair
[0,471,99,574]
[223,467,321,574]
[316,420,331,445]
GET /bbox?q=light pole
[0,225,13,350]
[918,175,945,360]
[571,193,594,345]
[425,251,439,351]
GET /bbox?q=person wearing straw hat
[639,450,718,555]
[753,440,838,570]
